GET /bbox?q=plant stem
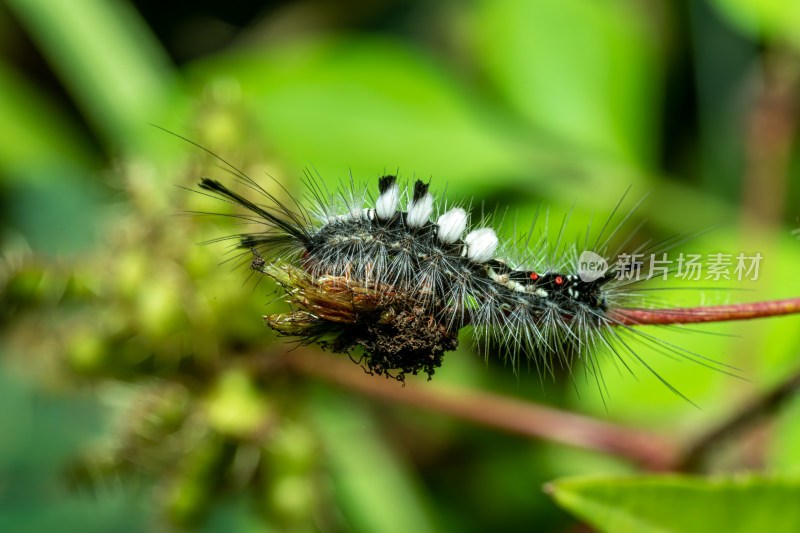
[610,297,800,325]
[264,295,800,472]
[282,351,679,470]
[674,368,800,471]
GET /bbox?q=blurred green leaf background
[1,0,799,532]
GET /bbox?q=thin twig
[609,297,800,325]
[742,48,800,229]
[281,350,680,470]
[674,368,800,471]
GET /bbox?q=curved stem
[282,350,679,470]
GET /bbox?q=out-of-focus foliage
[548,474,800,533]
[0,1,799,532]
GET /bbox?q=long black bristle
[198,178,310,247]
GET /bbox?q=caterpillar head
[532,272,614,310]
[499,268,614,311]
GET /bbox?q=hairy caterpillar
[187,144,733,398]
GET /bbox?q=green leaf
[0,358,151,532]
[473,0,661,168]
[546,474,800,533]
[0,63,105,253]
[6,0,181,148]
[709,0,800,48]
[769,387,800,474]
[311,387,438,533]
[0,62,94,176]
[187,36,526,193]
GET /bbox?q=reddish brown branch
[609,297,800,326]
[282,351,679,470]
[267,345,800,473]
